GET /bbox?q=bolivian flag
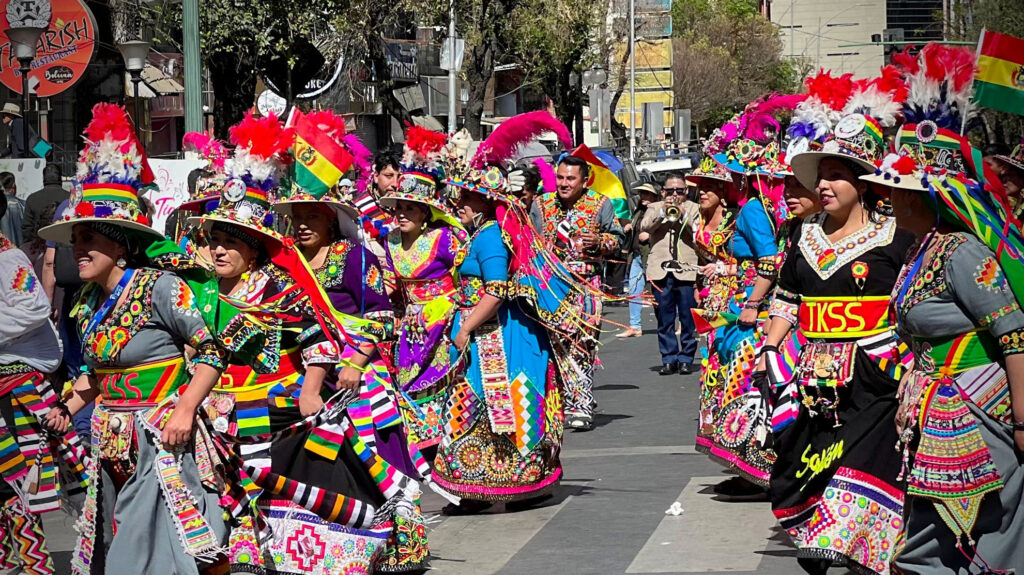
[290,110,354,197]
[974,29,1024,116]
[570,144,630,220]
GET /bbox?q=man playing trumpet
[640,172,701,375]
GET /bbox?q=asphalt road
[43,305,821,574]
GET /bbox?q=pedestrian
[0,172,23,247]
[40,103,237,574]
[617,181,659,338]
[0,103,37,158]
[21,164,65,258]
[530,154,624,430]
[379,126,465,450]
[763,107,915,574]
[640,174,700,374]
[356,148,401,222]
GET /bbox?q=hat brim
[177,195,221,212]
[789,151,877,191]
[995,154,1024,174]
[3,110,21,118]
[684,173,733,185]
[38,218,164,244]
[446,181,511,203]
[378,193,448,214]
[274,199,360,220]
[188,215,284,247]
[859,172,927,192]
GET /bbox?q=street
[44,305,808,575]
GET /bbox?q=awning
[126,64,184,98]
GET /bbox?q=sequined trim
[1001,328,1024,355]
[798,213,897,280]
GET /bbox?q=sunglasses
[663,188,687,195]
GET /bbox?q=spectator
[640,172,700,375]
[617,182,660,338]
[0,171,23,246]
[0,102,38,158]
[21,163,66,254]
[517,162,542,210]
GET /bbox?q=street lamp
[118,39,150,142]
[582,66,608,146]
[4,0,50,158]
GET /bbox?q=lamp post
[582,65,608,147]
[4,0,50,158]
[118,39,150,142]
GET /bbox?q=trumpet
[665,204,682,223]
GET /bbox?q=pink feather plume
[472,111,573,168]
[182,131,229,171]
[342,133,373,193]
[533,157,557,193]
[744,93,807,143]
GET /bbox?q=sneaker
[568,415,593,431]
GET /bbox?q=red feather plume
[404,125,448,158]
[890,45,919,75]
[83,103,135,144]
[875,64,909,103]
[305,109,348,139]
[229,111,292,160]
[804,70,855,110]
[921,43,976,92]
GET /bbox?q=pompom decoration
[893,155,918,175]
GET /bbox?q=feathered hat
[785,70,856,160]
[445,111,574,202]
[788,66,907,191]
[685,155,744,205]
[178,131,230,213]
[862,43,978,192]
[379,125,453,214]
[191,111,292,245]
[39,103,161,244]
[274,109,366,224]
[996,136,1024,174]
[710,93,806,176]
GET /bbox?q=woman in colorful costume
[189,112,423,575]
[431,118,586,512]
[694,95,798,496]
[379,126,466,450]
[167,131,230,269]
[40,104,236,574]
[274,110,433,572]
[864,43,1024,574]
[0,193,88,575]
[761,107,914,575]
[686,157,739,458]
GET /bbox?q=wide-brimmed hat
[178,132,230,213]
[379,169,451,213]
[861,123,969,192]
[380,124,459,216]
[996,139,1024,173]
[1,102,20,118]
[789,113,885,190]
[188,112,291,245]
[39,104,162,244]
[686,156,744,204]
[443,150,512,203]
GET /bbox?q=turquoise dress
[432,221,564,501]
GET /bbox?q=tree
[508,0,599,142]
[668,0,800,131]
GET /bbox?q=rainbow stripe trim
[82,183,138,204]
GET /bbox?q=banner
[144,159,206,234]
[0,158,45,200]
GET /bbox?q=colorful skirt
[769,346,905,575]
[432,372,564,502]
[0,371,89,575]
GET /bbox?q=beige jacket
[640,199,700,282]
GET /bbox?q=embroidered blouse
[312,239,394,341]
[458,222,510,306]
[75,269,227,373]
[732,198,779,286]
[896,233,1024,359]
[529,189,624,275]
[769,214,915,327]
[0,234,61,373]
